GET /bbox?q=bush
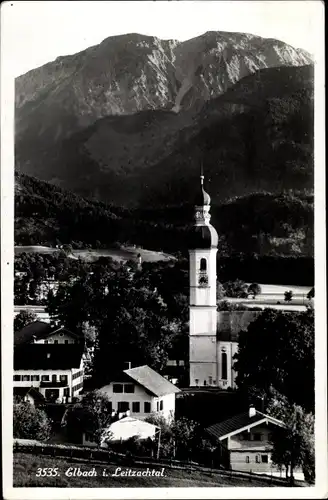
[13,403,52,441]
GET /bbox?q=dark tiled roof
[14,386,45,403]
[14,320,80,345]
[14,344,84,370]
[217,311,261,341]
[206,411,265,440]
[123,365,181,397]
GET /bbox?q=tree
[267,392,315,484]
[47,262,183,385]
[223,279,248,298]
[284,290,294,302]
[216,282,226,301]
[234,309,314,412]
[14,310,37,332]
[13,402,51,441]
[248,283,262,299]
[64,390,113,444]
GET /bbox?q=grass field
[14,245,175,263]
[13,453,277,488]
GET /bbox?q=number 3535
[36,468,59,477]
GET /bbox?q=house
[98,364,181,422]
[83,415,160,448]
[13,386,46,405]
[206,406,286,473]
[14,320,81,345]
[14,321,85,403]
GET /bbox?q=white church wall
[190,336,217,362]
[189,307,217,335]
[190,362,217,387]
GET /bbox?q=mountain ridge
[15,31,313,208]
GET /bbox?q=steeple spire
[194,163,211,207]
[200,162,204,186]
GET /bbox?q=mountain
[15,31,313,206]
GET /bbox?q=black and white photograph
[1,1,326,498]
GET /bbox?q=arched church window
[200,258,207,271]
[221,352,227,380]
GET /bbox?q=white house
[14,321,85,403]
[206,406,288,474]
[98,364,181,422]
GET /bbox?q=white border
[1,1,326,499]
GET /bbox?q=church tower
[189,170,218,387]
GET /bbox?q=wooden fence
[13,440,302,487]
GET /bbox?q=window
[240,432,249,441]
[54,340,58,344]
[261,455,268,464]
[31,375,39,381]
[22,375,30,381]
[253,433,262,441]
[200,258,207,271]
[255,455,260,463]
[13,375,21,381]
[156,401,159,411]
[44,340,48,344]
[209,376,212,385]
[64,340,69,344]
[221,352,227,380]
[159,400,163,411]
[144,402,151,413]
[195,379,199,386]
[117,401,129,412]
[60,375,68,384]
[204,380,207,386]
[246,456,250,463]
[132,402,140,413]
[124,384,134,393]
[113,384,123,393]
[41,375,49,382]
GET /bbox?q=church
[188,173,260,389]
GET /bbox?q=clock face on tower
[198,274,209,286]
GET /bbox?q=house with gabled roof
[98,363,181,422]
[14,321,85,403]
[206,405,286,473]
[14,320,81,345]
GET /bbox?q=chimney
[249,405,256,418]
[123,361,132,370]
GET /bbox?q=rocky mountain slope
[15,31,313,206]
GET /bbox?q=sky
[1,0,323,77]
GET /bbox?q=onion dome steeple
[194,166,211,206]
[189,165,218,249]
